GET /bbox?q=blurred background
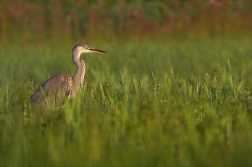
[1,0,251,42]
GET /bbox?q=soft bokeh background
[1,0,251,41]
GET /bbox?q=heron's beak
[90,48,106,54]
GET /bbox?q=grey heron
[30,42,106,108]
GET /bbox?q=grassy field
[0,35,252,166]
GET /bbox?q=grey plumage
[30,42,106,108]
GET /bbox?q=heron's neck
[72,50,86,87]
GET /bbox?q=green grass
[0,36,252,166]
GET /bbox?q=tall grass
[0,36,251,166]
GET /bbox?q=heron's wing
[30,87,43,102]
[60,79,72,99]
[30,79,48,103]
[30,74,72,107]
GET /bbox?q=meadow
[1,1,252,166]
[0,35,252,166]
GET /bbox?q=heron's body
[30,42,105,108]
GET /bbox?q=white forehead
[73,45,92,53]
[72,42,92,51]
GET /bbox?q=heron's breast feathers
[79,61,86,86]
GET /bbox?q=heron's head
[72,42,106,54]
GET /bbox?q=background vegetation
[0,0,252,166]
